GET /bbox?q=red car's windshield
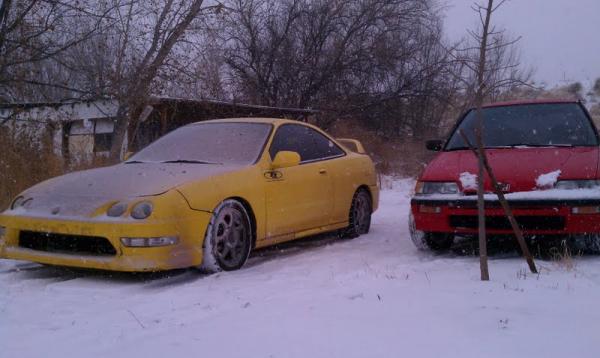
[445,103,598,150]
[129,122,272,165]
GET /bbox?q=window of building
[94,133,113,152]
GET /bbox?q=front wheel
[343,188,372,239]
[200,200,252,273]
[409,212,453,251]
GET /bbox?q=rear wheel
[409,212,453,251]
[343,188,372,239]
[200,200,252,273]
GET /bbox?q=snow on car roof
[189,117,300,126]
[481,98,579,108]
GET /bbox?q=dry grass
[328,118,434,177]
[0,126,113,211]
[548,240,579,272]
[0,126,64,210]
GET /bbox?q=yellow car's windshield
[129,122,272,165]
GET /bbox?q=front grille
[449,215,566,231]
[19,231,117,256]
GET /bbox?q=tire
[569,234,600,254]
[200,199,252,273]
[343,188,372,239]
[409,212,453,251]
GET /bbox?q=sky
[442,0,600,88]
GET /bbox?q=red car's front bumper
[411,196,600,235]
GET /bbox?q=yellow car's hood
[7,162,240,218]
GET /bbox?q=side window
[269,124,345,162]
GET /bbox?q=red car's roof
[482,98,578,108]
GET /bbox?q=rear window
[445,103,598,150]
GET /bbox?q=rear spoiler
[336,138,366,154]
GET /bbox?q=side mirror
[425,140,443,152]
[272,151,301,169]
[123,152,134,161]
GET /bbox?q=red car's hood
[421,147,600,192]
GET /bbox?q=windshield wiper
[161,159,222,165]
[504,143,574,148]
[124,160,146,164]
[448,143,574,151]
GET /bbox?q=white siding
[94,118,115,134]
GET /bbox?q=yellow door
[265,161,333,238]
[264,123,346,239]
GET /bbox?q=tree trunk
[458,129,538,274]
[475,108,489,281]
[109,105,130,161]
[474,0,495,281]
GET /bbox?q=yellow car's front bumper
[0,211,211,272]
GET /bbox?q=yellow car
[0,118,378,272]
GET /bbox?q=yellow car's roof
[191,117,299,125]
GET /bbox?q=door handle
[319,168,327,174]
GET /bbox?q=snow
[536,169,561,189]
[459,172,478,190]
[2,178,600,358]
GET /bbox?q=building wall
[2,98,316,161]
[0,100,119,161]
[68,118,116,160]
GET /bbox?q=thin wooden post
[474,110,489,281]
[459,130,538,274]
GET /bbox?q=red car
[410,99,600,250]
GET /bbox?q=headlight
[120,236,178,247]
[554,180,600,190]
[10,196,25,210]
[415,181,459,195]
[131,201,153,219]
[107,202,128,217]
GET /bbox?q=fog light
[419,205,442,214]
[572,206,600,214]
[120,236,179,247]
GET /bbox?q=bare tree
[104,0,210,159]
[0,0,113,102]
[459,0,537,280]
[222,0,458,135]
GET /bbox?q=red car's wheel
[409,212,453,251]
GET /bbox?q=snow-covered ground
[1,179,600,358]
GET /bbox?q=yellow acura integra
[0,118,378,272]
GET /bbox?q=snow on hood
[536,170,561,189]
[459,172,478,190]
[422,147,600,192]
[9,162,240,218]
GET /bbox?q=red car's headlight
[555,180,600,190]
[415,181,459,195]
